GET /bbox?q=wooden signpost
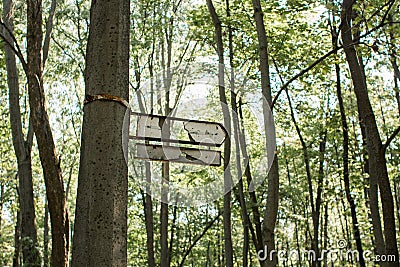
[130,112,227,166]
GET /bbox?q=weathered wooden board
[184,121,226,145]
[135,143,221,166]
[131,112,227,147]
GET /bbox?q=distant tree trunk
[206,1,234,266]
[145,47,156,267]
[341,0,399,265]
[313,129,327,266]
[238,99,264,255]
[3,0,40,265]
[12,208,21,267]
[134,56,156,267]
[225,0,249,265]
[0,183,3,245]
[159,8,176,264]
[160,104,170,267]
[331,22,365,264]
[388,15,400,117]
[251,1,279,265]
[322,204,328,267]
[26,0,70,266]
[71,0,130,265]
[43,201,49,267]
[286,89,320,266]
[395,181,400,233]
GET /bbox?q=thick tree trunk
[341,0,399,265]
[3,0,41,266]
[251,1,279,265]
[26,0,70,266]
[71,0,130,265]
[206,1,234,266]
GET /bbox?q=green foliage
[1,0,400,265]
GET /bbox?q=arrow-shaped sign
[130,112,227,147]
[184,121,226,145]
[136,144,221,166]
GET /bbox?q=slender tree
[3,0,40,265]
[206,0,234,266]
[328,9,365,265]
[251,1,279,266]
[341,0,399,265]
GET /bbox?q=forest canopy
[0,0,399,266]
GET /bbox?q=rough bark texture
[206,1,234,266]
[341,0,399,265]
[252,0,279,266]
[26,0,69,266]
[3,0,41,266]
[71,0,129,265]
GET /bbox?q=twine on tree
[84,94,129,108]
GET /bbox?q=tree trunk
[341,0,399,265]
[251,1,279,265]
[3,0,41,265]
[332,28,365,265]
[71,0,130,265]
[12,208,21,267]
[43,200,49,267]
[206,1,234,266]
[286,89,319,266]
[226,0,249,265]
[238,99,264,255]
[27,0,70,265]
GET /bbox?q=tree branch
[271,0,398,110]
[0,20,28,73]
[271,46,341,110]
[178,212,222,267]
[42,0,57,67]
[25,118,34,153]
[383,125,400,151]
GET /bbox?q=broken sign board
[136,143,221,166]
[131,112,227,147]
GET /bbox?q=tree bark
[286,89,320,266]
[3,0,41,265]
[226,1,249,265]
[238,99,264,255]
[341,0,399,265]
[71,0,130,265]
[27,0,71,265]
[43,200,49,267]
[251,1,279,265]
[206,1,234,266]
[12,208,21,267]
